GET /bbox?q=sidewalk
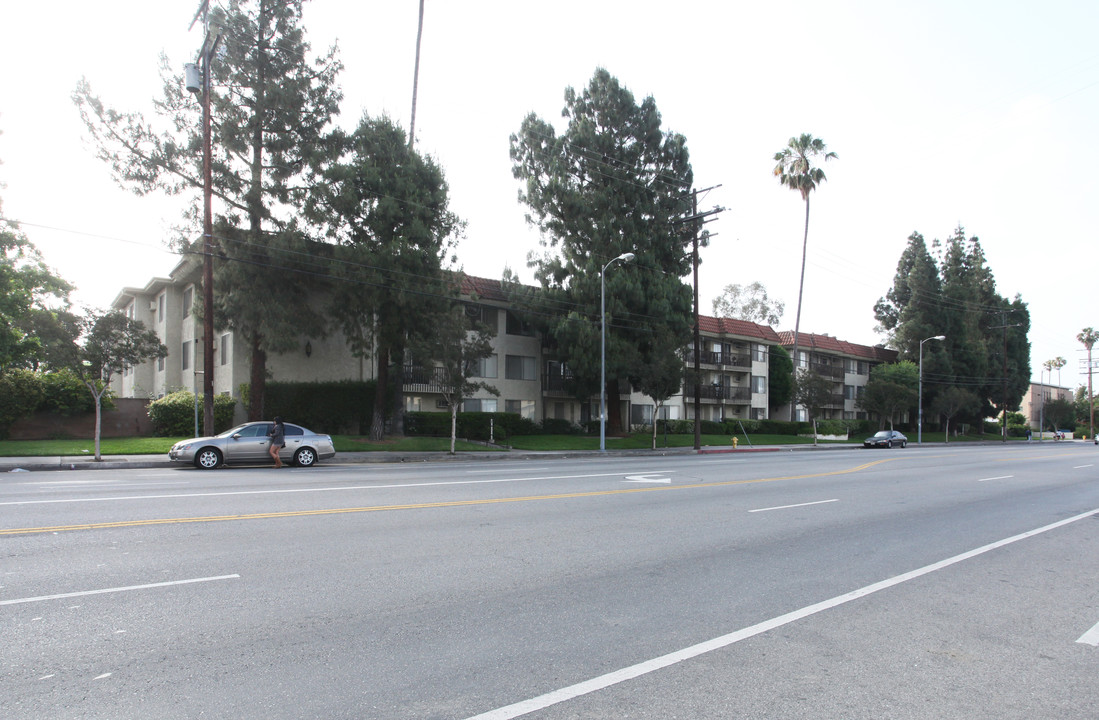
[0,442,872,473]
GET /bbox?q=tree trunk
[93,389,103,461]
[370,345,389,440]
[249,336,267,421]
[790,196,811,420]
[607,379,623,436]
[450,405,457,455]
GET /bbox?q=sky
[1,0,1097,392]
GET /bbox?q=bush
[259,380,380,434]
[0,369,44,439]
[540,417,581,435]
[39,369,100,415]
[147,391,237,436]
[404,411,538,442]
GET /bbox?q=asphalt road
[3,444,1098,719]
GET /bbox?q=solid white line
[977,475,1014,482]
[749,499,838,513]
[1073,465,1094,469]
[467,467,551,474]
[462,507,1099,720]
[1077,621,1099,646]
[0,574,240,606]
[0,471,671,506]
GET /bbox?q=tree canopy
[711,282,784,325]
[509,68,695,433]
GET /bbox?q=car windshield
[873,431,892,438]
[216,424,253,438]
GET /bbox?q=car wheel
[901,440,907,448]
[887,440,893,449]
[194,447,222,470]
[294,447,317,468]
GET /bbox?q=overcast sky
[1,0,1097,390]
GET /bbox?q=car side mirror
[231,433,242,439]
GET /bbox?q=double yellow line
[2,458,895,536]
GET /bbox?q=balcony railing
[684,384,753,403]
[403,365,448,393]
[684,349,753,369]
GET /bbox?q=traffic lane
[5,462,1098,718]
[513,504,1099,720]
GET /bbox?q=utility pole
[674,187,723,450]
[187,2,221,436]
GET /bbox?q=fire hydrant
[732,437,739,449]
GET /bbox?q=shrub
[404,411,538,442]
[147,390,237,436]
[39,369,100,415]
[540,418,580,435]
[0,369,44,439]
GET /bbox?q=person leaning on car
[266,416,286,468]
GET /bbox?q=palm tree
[773,133,837,412]
[1079,327,1097,439]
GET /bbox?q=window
[751,408,766,420]
[505,355,537,380]
[157,355,165,372]
[753,344,766,362]
[183,287,194,317]
[751,375,766,394]
[220,334,230,366]
[463,398,498,412]
[158,294,165,323]
[631,404,654,425]
[505,311,534,336]
[505,399,537,419]
[181,341,191,370]
[844,384,856,400]
[468,353,498,379]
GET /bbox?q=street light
[918,335,945,444]
[600,252,635,452]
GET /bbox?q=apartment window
[463,398,498,413]
[751,375,766,394]
[181,341,191,371]
[505,311,534,337]
[505,399,537,420]
[753,344,766,362]
[467,353,498,379]
[505,355,537,380]
[157,355,165,372]
[631,404,654,425]
[844,384,856,400]
[183,287,194,318]
[751,408,766,420]
[157,293,165,323]
[220,334,230,366]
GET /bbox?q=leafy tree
[930,386,979,441]
[305,115,461,439]
[858,361,919,430]
[792,369,833,443]
[711,282,784,325]
[73,0,343,420]
[768,344,794,412]
[631,327,685,449]
[0,369,43,439]
[772,134,837,370]
[510,68,694,434]
[53,311,166,460]
[408,300,497,454]
[1040,398,1075,433]
[0,209,73,370]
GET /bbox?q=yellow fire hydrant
[732,437,739,449]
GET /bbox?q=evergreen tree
[510,69,694,434]
[73,0,343,419]
[305,115,461,439]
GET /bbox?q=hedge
[404,411,538,442]
[147,391,238,437]
[252,379,380,435]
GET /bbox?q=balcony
[403,365,448,393]
[684,384,753,403]
[807,362,845,380]
[684,349,753,370]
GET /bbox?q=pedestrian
[267,416,286,468]
[1026,427,1032,442]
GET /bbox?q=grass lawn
[0,430,1020,457]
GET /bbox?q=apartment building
[777,331,898,422]
[110,262,893,429]
[1020,382,1074,429]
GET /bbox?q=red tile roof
[697,315,782,343]
[776,331,897,362]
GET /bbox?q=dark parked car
[863,430,907,449]
[169,421,336,469]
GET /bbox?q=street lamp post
[600,252,635,452]
[918,335,945,444]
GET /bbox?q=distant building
[776,331,898,422]
[1020,382,1074,429]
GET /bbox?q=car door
[281,424,305,460]
[224,423,272,462]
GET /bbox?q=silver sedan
[169,421,336,469]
